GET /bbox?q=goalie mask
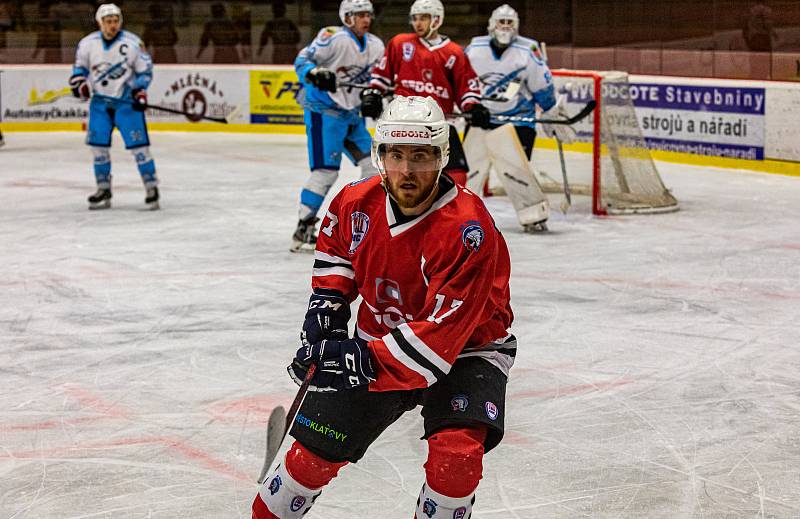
[95,3,122,24]
[488,4,519,46]
[339,0,374,26]
[372,96,450,181]
[409,0,445,38]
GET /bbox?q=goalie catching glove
[306,67,337,93]
[289,337,376,391]
[539,95,577,144]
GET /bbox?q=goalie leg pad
[486,124,550,227]
[91,146,112,188]
[299,168,338,221]
[463,127,492,195]
[253,441,347,519]
[424,426,487,499]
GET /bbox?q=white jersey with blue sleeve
[465,35,556,121]
[294,26,384,116]
[73,30,153,100]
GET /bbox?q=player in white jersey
[291,0,384,252]
[70,3,159,210]
[465,4,574,159]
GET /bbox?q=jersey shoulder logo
[460,220,484,253]
[402,41,415,62]
[320,27,338,40]
[349,211,370,254]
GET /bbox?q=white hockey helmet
[409,0,445,36]
[488,4,519,46]
[339,0,374,26]
[95,3,122,24]
[372,96,450,176]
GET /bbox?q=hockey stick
[257,363,317,484]
[556,136,572,213]
[453,99,596,126]
[93,94,242,124]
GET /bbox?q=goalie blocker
[465,124,550,232]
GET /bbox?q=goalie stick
[338,81,516,103]
[256,363,317,484]
[556,136,572,213]
[453,99,596,126]
[92,94,243,124]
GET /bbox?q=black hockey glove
[467,103,492,129]
[306,67,337,93]
[289,337,376,391]
[131,88,148,112]
[300,289,351,349]
[360,89,383,119]
[69,74,90,100]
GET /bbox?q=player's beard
[385,171,440,214]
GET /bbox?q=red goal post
[546,69,679,216]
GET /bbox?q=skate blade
[523,221,549,233]
[88,201,111,210]
[145,201,160,211]
[289,241,315,253]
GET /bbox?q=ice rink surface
[1,132,799,519]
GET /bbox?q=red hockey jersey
[311,176,514,392]
[369,33,482,114]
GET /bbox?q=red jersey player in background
[361,0,493,186]
[251,96,516,518]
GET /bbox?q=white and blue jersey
[73,29,153,103]
[465,35,556,124]
[294,26,384,122]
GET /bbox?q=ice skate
[290,217,319,253]
[523,220,548,233]
[88,188,112,210]
[145,186,160,210]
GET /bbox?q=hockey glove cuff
[307,67,337,93]
[301,289,351,349]
[360,89,383,119]
[467,103,492,129]
[289,338,376,391]
[131,89,148,112]
[69,74,90,100]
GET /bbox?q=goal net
[529,70,679,215]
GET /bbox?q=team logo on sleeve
[349,211,370,254]
[460,221,484,253]
[454,507,467,519]
[402,42,415,62]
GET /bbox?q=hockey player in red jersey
[362,0,493,186]
[252,96,516,518]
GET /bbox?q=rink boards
[1,64,799,175]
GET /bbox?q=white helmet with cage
[95,3,123,24]
[488,4,519,46]
[371,96,450,177]
[339,0,374,26]
[409,0,445,36]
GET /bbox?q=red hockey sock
[284,441,348,489]
[447,169,468,186]
[424,426,488,498]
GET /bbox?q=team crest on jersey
[422,498,438,517]
[485,401,499,421]
[402,42,415,62]
[290,496,306,512]
[349,211,370,254]
[460,221,484,253]
[454,507,467,519]
[268,475,282,495]
[422,68,433,81]
[451,394,469,412]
